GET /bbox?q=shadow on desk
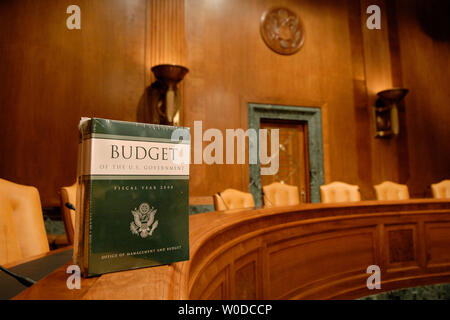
[0,247,72,300]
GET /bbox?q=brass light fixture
[149,64,189,126]
[374,88,409,138]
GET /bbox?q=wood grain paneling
[199,266,229,300]
[183,0,449,200]
[425,222,450,268]
[360,0,404,187]
[395,0,450,198]
[347,0,373,199]
[386,227,417,267]
[235,255,258,299]
[184,0,361,197]
[268,229,375,299]
[385,0,410,185]
[0,0,147,206]
[260,121,310,201]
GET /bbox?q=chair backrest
[60,183,77,244]
[262,182,300,208]
[374,181,409,200]
[320,181,361,203]
[431,179,450,199]
[0,178,49,265]
[213,189,255,211]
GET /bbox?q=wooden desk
[1,246,72,300]
[15,199,450,300]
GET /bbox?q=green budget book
[74,118,190,277]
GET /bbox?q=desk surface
[0,247,72,300]
[13,199,450,300]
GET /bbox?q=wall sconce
[149,64,189,126]
[374,88,409,138]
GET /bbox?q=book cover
[74,118,190,277]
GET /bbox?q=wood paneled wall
[395,0,450,198]
[0,0,448,206]
[183,0,449,199]
[0,0,147,206]
[0,0,184,206]
[185,0,362,196]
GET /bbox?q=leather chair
[262,182,300,207]
[431,179,450,199]
[213,188,255,211]
[320,181,361,203]
[60,183,77,244]
[374,181,410,200]
[0,178,50,265]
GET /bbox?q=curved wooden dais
[15,199,450,299]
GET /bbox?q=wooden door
[260,120,310,203]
